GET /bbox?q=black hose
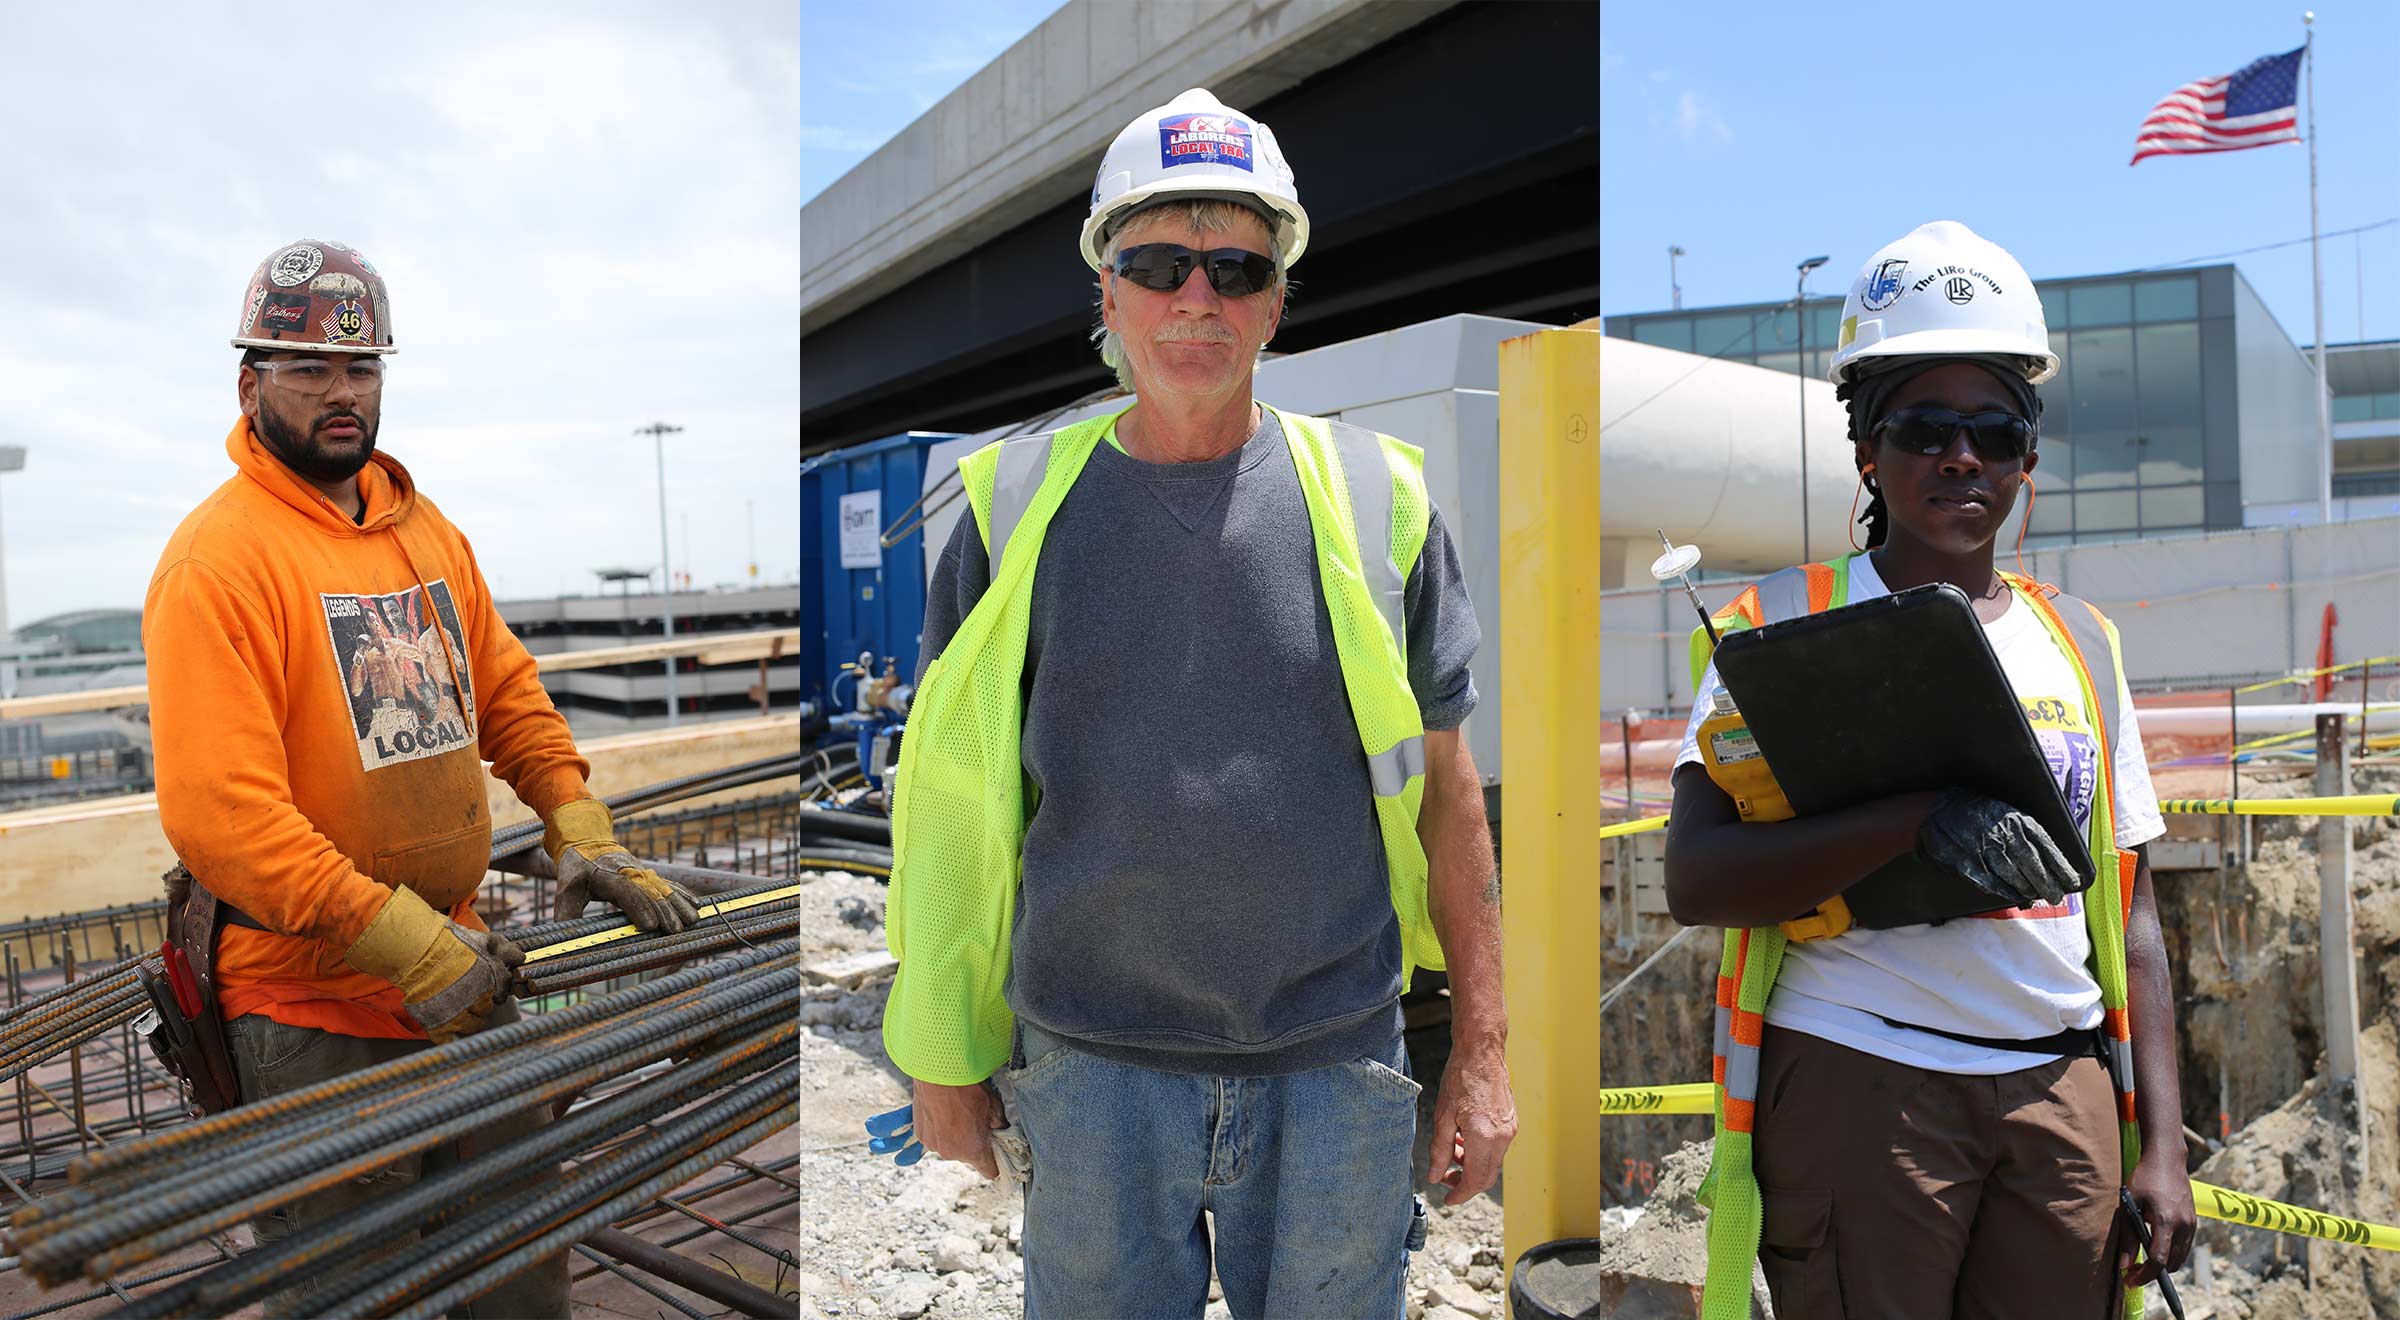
[798,807,889,844]
[794,843,893,870]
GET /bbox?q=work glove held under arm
[342,887,525,1044]
[543,798,700,934]
[1915,787,2080,910]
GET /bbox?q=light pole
[1668,245,1686,310]
[0,446,20,697]
[633,422,685,726]
[1795,255,1830,562]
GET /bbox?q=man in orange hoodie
[144,239,702,1318]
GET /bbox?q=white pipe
[1599,338,1861,581]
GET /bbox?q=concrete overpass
[801,0,1597,454]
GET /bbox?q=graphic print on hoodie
[322,582,477,770]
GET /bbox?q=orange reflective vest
[1688,554,2147,1320]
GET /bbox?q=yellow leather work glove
[543,799,700,934]
[342,887,524,1044]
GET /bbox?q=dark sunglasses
[1872,406,2036,461]
[1112,243,1278,297]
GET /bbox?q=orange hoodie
[144,419,590,1038]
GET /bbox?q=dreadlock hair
[1834,375,1889,550]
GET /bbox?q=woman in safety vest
[1664,221,2196,1320]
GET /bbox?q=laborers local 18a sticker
[321,582,478,773]
[1159,112,1253,172]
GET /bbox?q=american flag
[2130,47,2303,165]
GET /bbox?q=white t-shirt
[1675,554,2165,1074]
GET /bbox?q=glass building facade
[1605,264,2331,544]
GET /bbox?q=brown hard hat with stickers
[230,240,395,355]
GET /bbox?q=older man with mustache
[881,89,1514,1320]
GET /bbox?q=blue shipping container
[801,432,959,710]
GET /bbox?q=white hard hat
[1831,221,2056,386]
[1079,88,1308,273]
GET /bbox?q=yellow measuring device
[518,883,807,964]
[1653,532,1841,942]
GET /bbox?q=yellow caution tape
[2233,657,2400,695]
[1598,1083,1713,1115]
[2159,795,2400,817]
[1599,1083,2400,1251]
[519,884,807,964]
[1599,815,1671,840]
[2191,1179,2400,1251]
[1603,797,2394,841]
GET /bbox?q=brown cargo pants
[1750,1026,2126,1320]
[224,999,572,1319]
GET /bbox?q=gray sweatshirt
[916,409,1480,1077]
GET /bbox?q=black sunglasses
[1872,406,2036,462]
[1112,243,1278,298]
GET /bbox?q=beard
[256,401,379,483]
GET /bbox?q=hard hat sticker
[1159,112,1253,172]
[322,300,371,344]
[1909,265,2003,302]
[267,243,325,287]
[260,292,311,335]
[1861,259,1908,311]
[311,271,369,300]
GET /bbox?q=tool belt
[148,864,259,1117]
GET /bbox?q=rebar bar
[283,1067,800,1318]
[17,971,800,1284]
[106,1018,796,1320]
[351,1066,797,1319]
[500,879,799,951]
[516,907,800,985]
[581,1226,794,1319]
[57,941,797,1192]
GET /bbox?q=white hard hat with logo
[1831,220,2056,386]
[1079,87,1309,273]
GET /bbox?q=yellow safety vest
[1688,555,2148,1320]
[882,404,1448,1085]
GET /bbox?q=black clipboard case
[1710,582,2096,928]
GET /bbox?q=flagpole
[2305,12,2332,523]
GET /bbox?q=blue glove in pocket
[865,1103,924,1166]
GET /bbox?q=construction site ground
[794,865,1513,1320]
[1599,757,2400,1319]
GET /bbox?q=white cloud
[1674,90,1734,145]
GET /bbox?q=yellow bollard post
[1498,323,1601,1276]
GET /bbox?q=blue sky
[799,1,2393,346]
[1601,0,2400,345]
[800,0,1063,202]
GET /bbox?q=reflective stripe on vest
[985,432,1057,574]
[1331,420,1407,646]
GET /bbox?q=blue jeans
[1008,1021,1422,1320]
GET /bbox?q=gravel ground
[793,867,1511,1320]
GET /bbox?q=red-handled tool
[161,943,204,1022]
